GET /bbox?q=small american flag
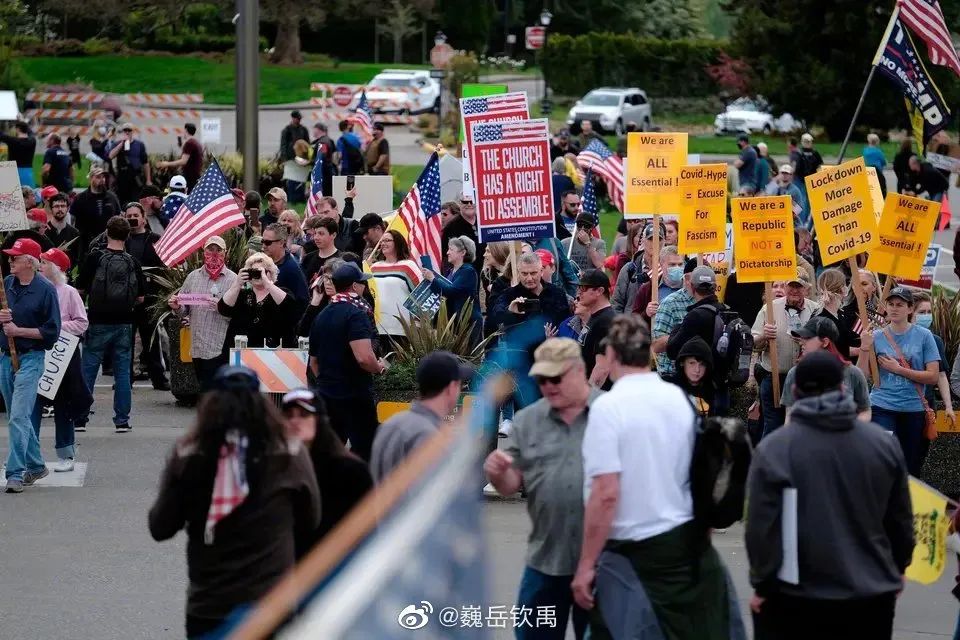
[155,160,246,267]
[397,153,443,269]
[349,91,374,140]
[898,0,960,77]
[461,92,529,116]
[204,430,249,545]
[580,166,602,239]
[304,153,324,218]
[578,139,624,212]
[472,121,548,145]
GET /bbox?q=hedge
[541,33,727,98]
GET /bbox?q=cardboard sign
[731,196,797,283]
[677,164,727,254]
[177,293,215,306]
[0,161,28,233]
[702,224,734,302]
[866,167,885,221]
[439,153,464,205]
[806,157,878,263]
[200,118,220,144]
[927,152,960,173]
[471,118,555,243]
[898,244,942,290]
[905,477,950,585]
[460,91,529,201]
[625,133,689,218]
[331,175,393,214]
[37,333,80,400]
[403,279,443,319]
[866,192,939,279]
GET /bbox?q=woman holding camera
[218,252,299,349]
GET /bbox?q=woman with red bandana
[168,236,238,393]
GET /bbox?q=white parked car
[360,70,440,115]
[714,97,801,135]
[566,87,652,136]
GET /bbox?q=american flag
[160,192,185,222]
[204,430,249,545]
[155,160,246,267]
[578,139,624,212]
[304,153,324,218]
[397,152,443,268]
[471,121,548,144]
[898,0,960,77]
[349,91,374,140]
[579,166,602,239]
[460,91,529,116]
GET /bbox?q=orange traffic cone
[938,194,951,231]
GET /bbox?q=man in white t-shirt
[572,313,734,639]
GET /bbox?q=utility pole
[234,5,244,153]
[239,0,259,192]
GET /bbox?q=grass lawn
[686,135,900,160]
[17,55,429,105]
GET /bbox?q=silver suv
[565,87,652,135]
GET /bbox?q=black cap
[245,191,261,208]
[373,122,385,131]
[416,351,474,396]
[291,110,302,119]
[575,213,596,228]
[683,256,699,274]
[791,316,840,343]
[358,212,385,231]
[212,365,260,392]
[886,286,914,304]
[736,133,749,143]
[282,388,321,414]
[643,220,666,239]
[139,184,162,199]
[578,268,610,292]
[332,263,372,285]
[794,351,844,397]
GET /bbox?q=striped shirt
[370,259,423,336]
[652,288,695,379]
[178,267,237,359]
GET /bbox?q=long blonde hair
[484,241,514,282]
[817,268,847,309]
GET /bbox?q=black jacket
[674,336,716,407]
[907,162,949,195]
[45,224,81,268]
[490,282,570,332]
[666,295,721,361]
[70,188,122,261]
[336,198,363,254]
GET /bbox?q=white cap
[169,175,187,190]
[779,164,794,174]
[800,133,814,146]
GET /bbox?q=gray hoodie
[745,390,914,599]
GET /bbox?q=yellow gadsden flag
[906,477,951,585]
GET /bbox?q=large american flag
[461,92,529,116]
[578,139,624,212]
[349,91,374,140]
[898,0,960,77]
[155,160,246,267]
[304,153,324,218]
[397,152,443,268]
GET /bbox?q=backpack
[688,408,752,530]
[703,304,754,386]
[794,151,821,179]
[89,251,139,311]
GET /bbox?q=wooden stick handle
[651,214,661,303]
[764,283,780,408]
[0,282,20,372]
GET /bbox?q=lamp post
[539,9,553,114]
[433,30,448,140]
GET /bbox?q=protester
[357,213,385,262]
[309,263,386,461]
[241,191,263,237]
[371,351,472,481]
[310,122,336,195]
[1,238,60,493]
[552,162,577,214]
[863,133,888,196]
[843,268,882,331]
[168,236,237,393]
[300,217,341,286]
[108,123,151,204]
[424,236,483,347]
[441,192,485,275]
[148,365,320,638]
[38,248,91,469]
[138,185,169,234]
[673,336,717,416]
[651,259,697,381]
[550,129,580,160]
[315,194,362,254]
[123,202,168,390]
[336,120,364,176]
[755,142,775,189]
[491,253,570,334]
[279,110,310,162]
[576,269,615,388]
[44,192,80,263]
[41,133,74,193]
[561,213,606,272]
[893,138,914,194]
[557,189,581,233]
[370,230,422,347]
[632,245,684,323]
[912,291,956,426]
[278,210,306,261]
[578,120,602,148]
[573,314,734,638]
[297,259,344,341]
[904,155,949,203]
[816,268,860,359]
[485,338,601,640]
[746,351,914,640]
[283,139,312,204]
[664,219,679,247]
[261,223,309,310]
[262,187,287,228]
[531,235,580,298]
[440,201,460,228]
[218,252,298,349]
[1,122,37,187]
[281,388,372,540]
[793,133,823,195]
[734,134,758,194]
[764,164,809,228]
[365,123,390,175]
[611,221,662,313]
[607,218,643,283]
[157,123,204,189]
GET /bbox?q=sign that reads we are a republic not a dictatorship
[731,195,797,283]
[471,118,555,243]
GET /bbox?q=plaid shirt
[652,288,695,378]
[178,267,237,359]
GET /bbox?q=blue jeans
[2,351,47,481]
[760,373,787,439]
[872,406,927,476]
[516,566,588,640]
[82,324,133,426]
[51,347,92,458]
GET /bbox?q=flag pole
[836,6,900,163]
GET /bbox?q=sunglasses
[261,238,280,246]
[533,372,567,386]
[459,200,475,206]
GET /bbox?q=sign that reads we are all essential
[806,157,878,263]
[625,132,688,219]
[470,118,555,243]
[677,163,727,254]
[731,196,797,283]
[867,192,940,279]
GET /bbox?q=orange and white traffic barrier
[25,109,112,120]
[310,83,430,95]
[35,125,184,136]
[302,110,417,125]
[26,92,106,103]
[230,346,309,394]
[35,126,92,136]
[308,97,414,111]
[123,109,203,120]
[123,93,204,104]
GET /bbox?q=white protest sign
[928,153,960,173]
[37,333,80,400]
[0,161,29,232]
[201,118,221,144]
[459,92,530,202]
[331,175,393,215]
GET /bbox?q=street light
[539,9,553,113]
[539,9,552,26]
[432,31,449,140]
[434,30,447,46]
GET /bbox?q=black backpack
[688,409,753,529]
[89,251,138,311]
[703,304,754,386]
[343,141,364,175]
[794,151,821,179]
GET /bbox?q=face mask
[664,266,684,288]
[204,250,226,279]
[915,313,933,329]
[98,127,107,135]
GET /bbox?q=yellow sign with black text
[678,164,727,254]
[731,196,797,283]
[625,132,689,219]
[905,477,950,585]
[866,192,939,279]
[866,167,885,221]
[806,157,878,263]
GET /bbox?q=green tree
[435,0,494,54]
[629,0,704,39]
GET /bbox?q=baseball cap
[416,351,474,395]
[27,208,47,224]
[575,213,596,228]
[886,286,914,304]
[267,187,287,202]
[736,134,749,143]
[291,110,303,119]
[282,388,319,414]
[578,268,610,291]
[794,350,844,397]
[332,263,372,285]
[169,175,187,190]
[120,123,134,132]
[643,221,666,239]
[779,164,794,174]
[247,235,263,253]
[358,213,385,231]
[534,249,555,267]
[88,165,107,178]
[791,316,840,343]
[204,235,226,250]
[3,238,42,259]
[529,338,583,378]
[787,268,810,286]
[40,185,59,201]
[40,247,70,273]
[211,365,260,392]
[690,265,717,291]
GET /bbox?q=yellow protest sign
[625,132,688,219]
[806,157,878,263]
[866,193,939,279]
[731,196,796,283]
[906,477,951,585]
[866,167,885,221]
[678,164,727,254]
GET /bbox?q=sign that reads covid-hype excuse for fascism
[806,157,878,263]
[471,118,556,243]
[731,196,797,283]
[677,163,728,254]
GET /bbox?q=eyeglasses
[533,371,567,386]
[261,238,280,246]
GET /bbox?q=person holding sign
[423,236,483,349]
[858,287,940,476]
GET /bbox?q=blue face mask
[664,266,684,288]
[915,313,933,329]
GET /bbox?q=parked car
[360,70,441,115]
[566,88,652,136]
[714,97,802,135]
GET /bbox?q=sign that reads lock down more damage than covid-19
[806,157,878,263]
